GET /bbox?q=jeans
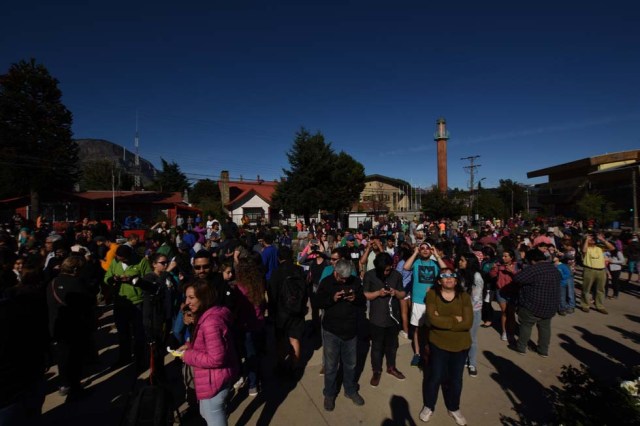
[369,323,399,372]
[422,342,468,412]
[467,310,481,368]
[199,386,230,426]
[323,330,358,398]
[243,329,265,389]
[516,306,551,355]
[581,268,607,310]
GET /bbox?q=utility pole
[461,156,481,221]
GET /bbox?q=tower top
[434,117,449,141]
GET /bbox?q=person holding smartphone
[363,253,406,388]
[315,259,366,411]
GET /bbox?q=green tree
[272,128,336,224]
[150,158,189,193]
[81,160,134,190]
[0,59,79,218]
[576,192,623,227]
[421,186,465,219]
[496,179,526,219]
[477,189,506,221]
[190,179,225,219]
[325,151,366,216]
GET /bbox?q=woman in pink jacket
[180,278,239,425]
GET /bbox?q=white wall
[230,194,271,224]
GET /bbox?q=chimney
[434,117,449,194]
[220,170,230,205]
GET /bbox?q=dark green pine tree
[272,128,335,224]
[0,59,79,219]
[152,158,190,193]
[272,127,365,224]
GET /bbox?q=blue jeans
[467,310,481,368]
[559,279,575,311]
[322,330,358,398]
[199,386,230,426]
[423,342,468,412]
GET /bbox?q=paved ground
[41,273,640,425]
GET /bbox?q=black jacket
[316,274,365,340]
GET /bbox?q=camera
[311,244,319,251]
[383,284,391,292]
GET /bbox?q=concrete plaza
[41,274,640,425]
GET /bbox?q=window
[243,207,264,223]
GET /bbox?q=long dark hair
[455,252,481,294]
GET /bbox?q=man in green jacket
[105,244,151,369]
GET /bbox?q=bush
[552,365,640,425]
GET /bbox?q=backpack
[122,383,177,426]
[280,273,308,316]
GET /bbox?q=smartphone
[383,284,391,292]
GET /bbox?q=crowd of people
[0,212,639,425]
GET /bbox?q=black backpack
[280,273,308,316]
[122,383,177,426]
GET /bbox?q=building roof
[365,174,411,188]
[527,150,640,178]
[69,191,187,204]
[221,180,278,208]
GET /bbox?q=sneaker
[387,367,406,381]
[538,352,549,358]
[419,406,433,422]
[399,330,409,340]
[370,371,381,387]
[319,366,325,376]
[58,386,71,396]
[411,353,421,367]
[324,396,335,412]
[509,345,526,355]
[501,332,508,341]
[596,308,609,315]
[345,392,365,406]
[468,365,478,377]
[448,409,468,425]
[581,307,590,313]
[248,387,258,396]
[567,308,575,314]
[233,376,246,390]
[558,310,566,316]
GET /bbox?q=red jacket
[183,306,238,400]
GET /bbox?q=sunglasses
[440,273,457,278]
[193,265,210,270]
[156,261,169,266]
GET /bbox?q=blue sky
[3,1,639,190]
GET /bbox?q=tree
[81,160,134,190]
[150,158,189,193]
[190,179,225,219]
[576,192,623,227]
[496,179,526,219]
[421,186,465,219]
[272,128,365,224]
[326,151,365,216]
[190,179,220,205]
[477,189,506,221]
[0,59,79,218]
